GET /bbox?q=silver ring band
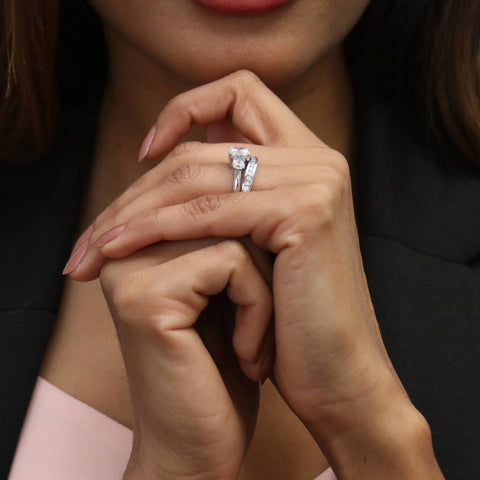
[233,169,243,192]
[241,156,258,192]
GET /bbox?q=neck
[81,29,355,223]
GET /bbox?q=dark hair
[348,1,480,166]
[1,1,479,165]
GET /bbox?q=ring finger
[82,142,329,245]
[68,148,335,280]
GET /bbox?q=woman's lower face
[87,0,370,88]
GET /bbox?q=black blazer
[1,80,480,479]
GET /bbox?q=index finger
[142,69,323,160]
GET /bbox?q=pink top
[8,376,337,480]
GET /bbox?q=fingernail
[71,224,93,254]
[92,224,127,248]
[62,241,88,275]
[138,125,156,162]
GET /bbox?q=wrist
[123,466,216,480]
[123,452,234,480]
[305,371,444,479]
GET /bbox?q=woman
[1,0,479,478]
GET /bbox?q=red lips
[193,0,295,14]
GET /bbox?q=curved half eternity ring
[228,146,250,192]
[241,156,258,192]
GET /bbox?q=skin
[40,0,444,479]
[64,70,443,480]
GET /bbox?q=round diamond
[232,158,246,169]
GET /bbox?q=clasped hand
[65,70,432,480]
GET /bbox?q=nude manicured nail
[138,125,156,162]
[71,224,93,254]
[92,224,127,248]
[62,241,88,275]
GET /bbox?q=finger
[65,162,275,281]
[107,239,273,382]
[73,142,328,256]
[96,186,322,260]
[90,160,326,246]
[245,320,276,386]
[141,69,322,161]
[95,143,329,231]
[82,118,252,251]
[69,148,339,280]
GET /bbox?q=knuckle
[106,270,167,330]
[232,69,261,86]
[230,70,282,146]
[185,194,222,218]
[314,160,350,201]
[102,270,180,334]
[168,141,203,161]
[146,207,163,226]
[99,258,118,290]
[100,270,146,328]
[303,184,337,226]
[316,185,337,223]
[328,151,351,182]
[110,283,136,318]
[141,300,183,336]
[146,313,179,342]
[311,148,351,186]
[109,271,143,314]
[218,239,250,265]
[167,163,202,186]
[99,262,195,338]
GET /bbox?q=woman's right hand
[98,237,273,480]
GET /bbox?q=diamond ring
[241,156,258,192]
[228,146,250,192]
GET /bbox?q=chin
[91,0,369,89]
[152,40,331,89]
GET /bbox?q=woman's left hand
[66,69,441,478]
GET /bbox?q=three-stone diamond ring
[228,146,259,192]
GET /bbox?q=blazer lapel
[0,77,479,479]
[354,80,480,478]
[0,106,98,478]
